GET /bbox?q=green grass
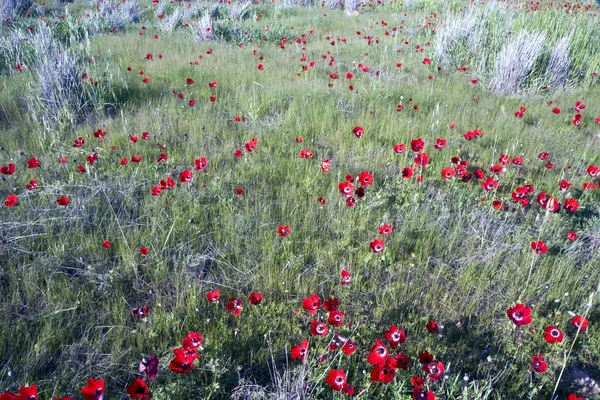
[1,0,600,399]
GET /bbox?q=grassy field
[1,0,600,399]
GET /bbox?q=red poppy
[26,179,37,190]
[323,297,339,312]
[402,168,414,179]
[179,169,193,183]
[73,137,85,147]
[566,394,584,400]
[370,359,397,384]
[543,326,563,344]
[552,107,561,114]
[318,197,326,205]
[383,325,406,349]
[378,224,393,236]
[299,148,314,159]
[139,247,149,256]
[338,181,354,196]
[209,96,216,102]
[235,149,243,158]
[426,320,438,333]
[328,310,344,327]
[324,369,346,391]
[257,63,264,70]
[414,153,429,166]
[481,177,499,192]
[587,165,599,177]
[397,104,405,112]
[225,298,243,316]
[188,99,196,107]
[186,78,194,85]
[4,194,17,207]
[418,350,434,365]
[181,332,203,350]
[277,225,290,237]
[139,355,159,382]
[352,126,364,138]
[531,355,548,373]
[423,361,444,381]
[563,198,580,213]
[531,240,548,254]
[571,315,588,331]
[512,157,524,165]
[359,171,373,186]
[441,167,455,179]
[56,196,70,206]
[81,378,105,400]
[248,292,263,305]
[169,347,198,374]
[393,143,405,153]
[321,159,331,173]
[291,339,309,363]
[126,378,151,399]
[208,81,218,88]
[131,155,142,163]
[206,289,220,302]
[537,192,559,212]
[506,303,532,326]
[393,353,411,370]
[302,294,321,315]
[370,238,385,253]
[340,340,356,356]
[410,138,425,152]
[194,157,208,171]
[27,158,40,169]
[434,138,446,150]
[310,320,329,336]
[412,387,436,400]
[566,231,577,241]
[367,338,388,365]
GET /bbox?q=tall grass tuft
[0,0,33,23]
[492,31,546,94]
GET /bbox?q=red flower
[531,355,548,373]
[441,167,455,179]
[423,361,444,381]
[186,78,194,85]
[277,225,290,237]
[26,179,37,190]
[571,315,588,331]
[182,332,203,350]
[543,326,563,344]
[323,297,339,312]
[56,196,70,206]
[402,168,414,179]
[587,165,599,177]
[291,339,309,363]
[209,96,217,102]
[139,355,159,382]
[206,289,220,302]
[434,138,446,150]
[426,320,438,333]
[4,194,17,207]
[73,137,85,147]
[131,155,142,163]
[130,305,150,318]
[257,63,264,70]
[13,386,37,400]
[151,186,162,196]
[506,303,532,326]
[208,81,218,88]
[235,149,243,158]
[299,148,314,159]
[370,359,397,384]
[367,338,388,365]
[393,143,405,153]
[422,57,431,64]
[81,378,105,400]
[328,310,344,326]
[243,138,257,152]
[563,198,580,213]
[352,126,364,138]
[359,171,373,186]
[310,319,329,336]
[370,238,385,253]
[567,395,584,400]
[418,350,434,364]
[378,224,393,236]
[318,197,327,205]
[248,292,263,305]
[126,378,152,399]
[302,294,321,315]
[481,177,499,192]
[194,157,208,171]
[531,240,548,254]
[140,247,149,256]
[338,181,354,196]
[552,107,561,114]
[321,159,331,173]
[27,158,40,169]
[414,153,429,166]
[410,138,425,152]
[341,340,356,356]
[537,192,559,212]
[383,325,406,349]
[188,99,196,107]
[235,187,245,196]
[567,231,577,241]
[225,298,243,316]
[102,240,110,249]
[324,369,346,391]
[179,169,193,183]
[169,347,198,374]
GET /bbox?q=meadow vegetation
[1,0,600,399]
